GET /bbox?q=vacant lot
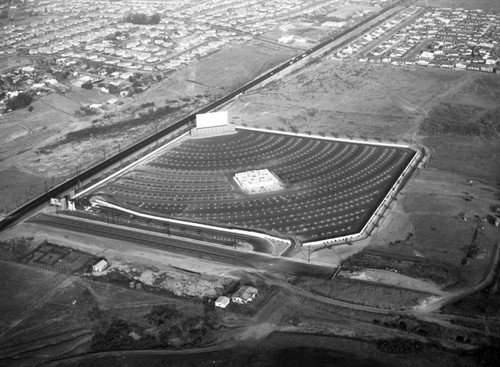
[231,62,500,146]
[295,276,433,310]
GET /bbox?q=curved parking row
[95,129,414,241]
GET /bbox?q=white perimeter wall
[196,111,228,128]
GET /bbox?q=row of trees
[123,12,161,25]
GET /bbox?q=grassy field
[341,250,459,288]
[0,259,211,363]
[54,331,483,367]
[424,136,500,182]
[294,276,433,310]
[230,62,500,142]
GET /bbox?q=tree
[150,13,161,24]
[108,84,120,95]
[81,80,93,89]
[5,92,33,111]
[123,12,161,25]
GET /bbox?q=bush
[76,105,99,116]
[81,80,93,90]
[376,338,424,354]
[90,319,135,351]
[108,84,120,95]
[147,305,181,327]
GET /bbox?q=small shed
[92,259,108,272]
[215,296,230,309]
[231,285,258,304]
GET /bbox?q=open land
[1,1,500,366]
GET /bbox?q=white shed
[92,259,108,272]
[215,296,230,309]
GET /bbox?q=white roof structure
[231,285,258,304]
[92,259,108,272]
[234,169,282,194]
[215,296,230,308]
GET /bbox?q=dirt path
[415,240,500,313]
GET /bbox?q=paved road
[31,213,335,278]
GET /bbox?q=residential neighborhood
[1,0,388,73]
[334,5,500,72]
[0,0,393,115]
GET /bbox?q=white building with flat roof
[234,169,282,194]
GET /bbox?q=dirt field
[230,62,500,145]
